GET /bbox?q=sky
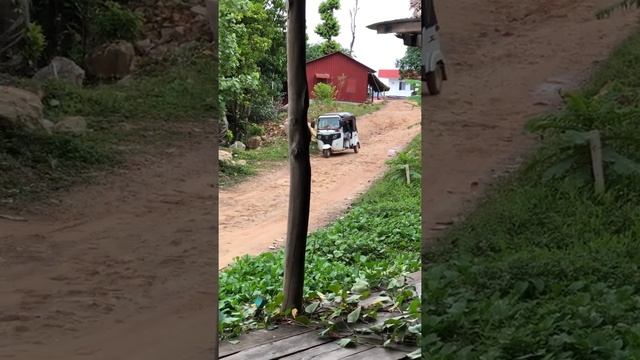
[306,0,414,73]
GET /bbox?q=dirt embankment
[0,0,637,358]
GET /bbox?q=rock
[53,116,87,135]
[118,75,133,86]
[235,160,247,166]
[40,119,54,134]
[87,41,136,79]
[246,136,262,150]
[230,141,246,151]
[134,39,153,55]
[0,86,44,130]
[190,5,207,16]
[33,57,85,86]
[218,150,233,164]
[48,99,60,107]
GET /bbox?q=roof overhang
[366,18,422,48]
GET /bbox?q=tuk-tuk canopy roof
[318,112,357,129]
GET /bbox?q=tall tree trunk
[205,0,219,358]
[282,0,311,312]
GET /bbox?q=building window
[398,81,406,90]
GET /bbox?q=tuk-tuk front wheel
[354,143,359,153]
[322,149,331,158]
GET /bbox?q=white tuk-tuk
[315,112,360,158]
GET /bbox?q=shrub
[249,97,280,124]
[94,1,141,43]
[22,22,46,68]
[313,82,337,103]
[247,123,265,137]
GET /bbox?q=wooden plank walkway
[219,272,421,360]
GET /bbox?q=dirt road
[0,1,636,358]
[219,100,420,268]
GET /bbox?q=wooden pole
[282,0,312,312]
[204,0,219,357]
[589,130,605,194]
[405,164,411,185]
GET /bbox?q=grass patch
[1,45,215,206]
[422,30,640,359]
[408,95,421,106]
[219,136,422,339]
[219,139,289,187]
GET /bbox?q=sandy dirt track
[0,0,637,358]
[219,100,420,268]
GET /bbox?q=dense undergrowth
[422,31,640,359]
[0,46,215,205]
[219,136,422,341]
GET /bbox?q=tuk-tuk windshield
[317,116,341,130]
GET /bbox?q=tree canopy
[219,0,286,139]
[314,0,341,55]
[395,46,421,79]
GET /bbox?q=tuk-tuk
[315,112,360,158]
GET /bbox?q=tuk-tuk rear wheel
[354,143,359,153]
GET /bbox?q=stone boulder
[53,116,87,135]
[33,57,85,86]
[230,141,246,151]
[87,41,136,79]
[0,86,44,130]
[218,150,233,164]
[246,136,262,150]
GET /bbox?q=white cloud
[306,0,413,73]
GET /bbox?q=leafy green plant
[526,93,640,185]
[22,22,46,69]
[218,137,422,339]
[247,123,265,137]
[313,82,337,104]
[386,149,421,185]
[94,1,142,43]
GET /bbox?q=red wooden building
[305,52,389,103]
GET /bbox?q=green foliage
[313,82,337,103]
[247,123,265,137]
[0,124,116,203]
[315,0,342,55]
[525,93,640,185]
[386,148,422,185]
[306,43,325,61]
[396,47,421,79]
[219,137,421,338]
[42,45,215,121]
[422,29,640,359]
[94,1,141,43]
[22,22,46,68]
[220,0,286,139]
